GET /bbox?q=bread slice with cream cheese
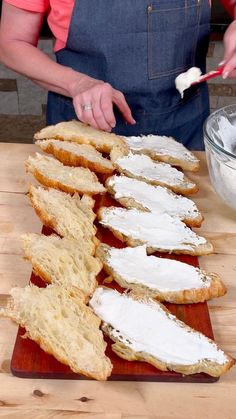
[96,244,226,304]
[123,134,200,172]
[106,175,203,227]
[90,287,234,377]
[110,151,197,195]
[98,207,213,256]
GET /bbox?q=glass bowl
[204,104,236,210]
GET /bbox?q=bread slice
[124,135,200,172]
[96,245,226,304]
[36,139,114,174]
[28,185,98,254]
[22,233,102,298]
[110,152,198,195]
[90,287,234,377]
[26,153,106,195]
[0,284,112,380]
[98,207,213,256]
[34,120,128,153]
[106,175,203,227]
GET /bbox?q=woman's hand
[223,20,236,78]
[69,74,136,132]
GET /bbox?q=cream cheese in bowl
[204,105,236,210]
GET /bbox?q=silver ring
[81,103,93,111]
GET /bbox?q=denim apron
[47,0,211,150]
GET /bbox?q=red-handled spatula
[191,66,225,85]
[175,66,225,98]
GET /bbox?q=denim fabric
[47,0,211,150]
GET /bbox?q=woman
[0,0,235,149]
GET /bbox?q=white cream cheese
[124,135,198,164]
[116,153,188,187]
[90,288,227,366]
[107,175,199,220]
[207,114,236,210]
[175,67,202,98]
[215,115,236,154]
[106,245,211,292]
[99,208,206,251]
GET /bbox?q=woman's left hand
[223,20,236,78]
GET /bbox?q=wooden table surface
[0,143,236,419]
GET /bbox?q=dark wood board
[11,192,219,382]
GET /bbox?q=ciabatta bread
[110,152,197,195]
[90,287,234,377]
[96,245,226,304]
[36,139,114,174]
[106,175,203,227]
[26,153,106,195]
[0,285,112,380]
[28,186,98,254]
[34,120,128,153]
[98,207,213,256]
[22,233,102,298]
[124,135,200,172]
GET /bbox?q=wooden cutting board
[11,193,219,382]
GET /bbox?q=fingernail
[222,71,229,79]
[131,119,136,125]
[111,122,116,128]
[218,60,225,66]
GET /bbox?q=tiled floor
[0,38,235,143]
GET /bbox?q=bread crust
[37,140,114,174]
[106,179,203,228]
[26,165,106,196]
[96,244,226,304]
[34,120,127,153]
[107,331,235,377]
[29,332,110,380]
[97,207,213,256]
[109,143,129,161]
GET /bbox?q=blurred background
[0,1,235,142]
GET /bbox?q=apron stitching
[147,5,152,79]
[147,2,201,79]
[150,5,202,13]
[191,0,201,65]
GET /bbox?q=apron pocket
[147,0,201,79]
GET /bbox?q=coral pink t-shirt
[5,0,74,51]
[4,1,236,52]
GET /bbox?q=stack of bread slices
[1,120,234,380]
